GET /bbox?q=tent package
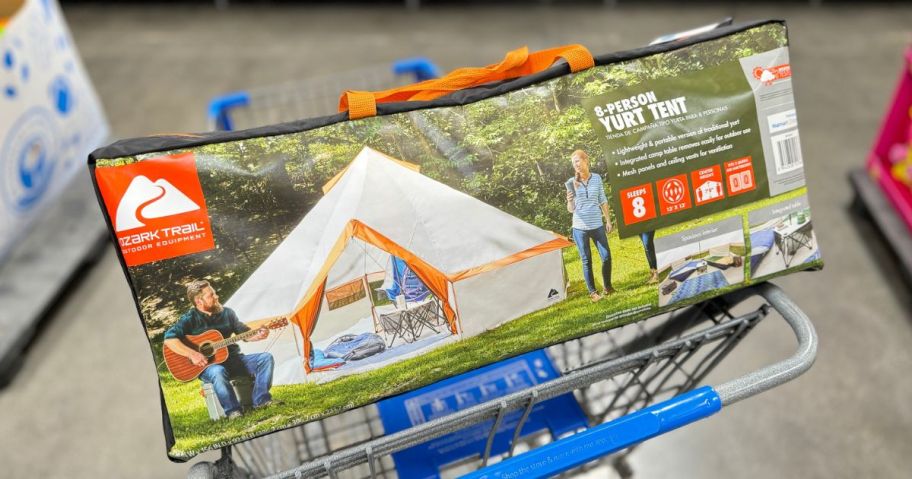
[90,20,822,460]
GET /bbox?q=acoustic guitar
[163,318,288,382]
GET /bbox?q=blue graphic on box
[40,0,54,22]
[1,107,59,213]
[3,44,73,112]
[49,74,72,115]
[3,47,20,99]
[377,350,587,479]
[0,2,91,218]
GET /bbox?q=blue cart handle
[391,57,442,82]
[464,282,817,479]
[461,386,721,479]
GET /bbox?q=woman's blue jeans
[640,231,657,270]
[572,225,612,294]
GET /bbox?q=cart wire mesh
[191,285,791,479]
[207,60,440,132]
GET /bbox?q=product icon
[656,174,692,216]
[662,178,686,204]
[619,183,657,225]
[729,171,753,192]
[723,156,757,197]
[691,165,725,206]
[696,180,723,202]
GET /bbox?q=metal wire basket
[188,283,815,479]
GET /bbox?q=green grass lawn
[160,187,823,459]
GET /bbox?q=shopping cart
[207,58,441,131]
[191,46,816,478]
[187,283,814,479]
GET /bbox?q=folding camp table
[774,216,814,268]
[194,37,816,477]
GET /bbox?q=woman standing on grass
[565,150,614,302]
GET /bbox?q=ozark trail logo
[95,152,214,267]
[752,64,791,86]
[115,176,200,232]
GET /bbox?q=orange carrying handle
[339,44,594,120]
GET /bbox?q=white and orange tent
[226,146,571,377]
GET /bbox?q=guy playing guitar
[163,280,286,419]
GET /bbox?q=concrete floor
[2,3,912,478]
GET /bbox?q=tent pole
[364,274,380,334]
[292,317,301,356]
[450,282,463,337]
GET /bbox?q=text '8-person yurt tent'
[226,146,571,380]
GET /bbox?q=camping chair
[376,259,448,347]
[376,297,444,347]
[404,296,444,339]
[376,307,412,348]
[397,269,448,341]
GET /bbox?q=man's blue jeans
[572,226,612,294]
[199,352,274,415]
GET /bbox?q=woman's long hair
[572,149,589,189]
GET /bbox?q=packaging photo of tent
[231,146,571,385]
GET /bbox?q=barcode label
[771,131,803,175]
